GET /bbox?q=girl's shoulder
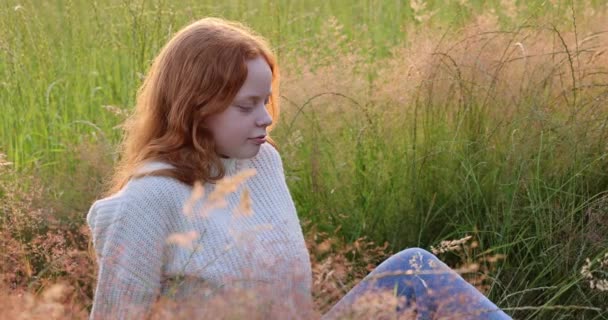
[121,160,186,203]
[87,162,187,228]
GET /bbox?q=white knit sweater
[87,143,314,319]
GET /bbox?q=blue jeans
[322,248,512,320]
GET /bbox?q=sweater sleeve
[86,191,170,320]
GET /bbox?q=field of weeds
[1,0,608,319]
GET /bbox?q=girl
[86,17,511,319]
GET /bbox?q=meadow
[1,0,607,318]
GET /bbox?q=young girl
[87,17,511,319]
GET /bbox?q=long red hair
[106,17,280,196]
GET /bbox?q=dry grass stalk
[101,104,129,118]
[0,152,12,167]
[0,280,88,319]
[303,220,392,314]
[430,235,473,254]
[335,290,415,320]
[182,180,204,218]
[202,168,257,213]
[430,235,505,294]
[209,168,257,201]
[234,187,253,217]
[410,0,437,23]
[165,231,200,250]
[580,252,608,292]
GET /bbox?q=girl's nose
[256,107,273,127]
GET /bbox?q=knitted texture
[87,143,313,319]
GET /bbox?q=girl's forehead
[235,57,272,100]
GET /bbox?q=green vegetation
[1,0,607,318]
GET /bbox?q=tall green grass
[0,0,602,170]
[275,10,608,317]
[2,0,608,319]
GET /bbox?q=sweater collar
[134,160,174,175]
[134,157,239,177]
[219,156,238,176]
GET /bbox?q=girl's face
[204,56,273,159]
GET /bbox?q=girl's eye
[237,105,252,112]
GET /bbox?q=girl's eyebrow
[240,91,272,102]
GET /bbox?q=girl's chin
[232,145,261,159]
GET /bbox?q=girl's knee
[397,247,437,261]
[376,247,440,272]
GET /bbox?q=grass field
[1,0,608,318]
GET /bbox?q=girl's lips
[249,137,266,144]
